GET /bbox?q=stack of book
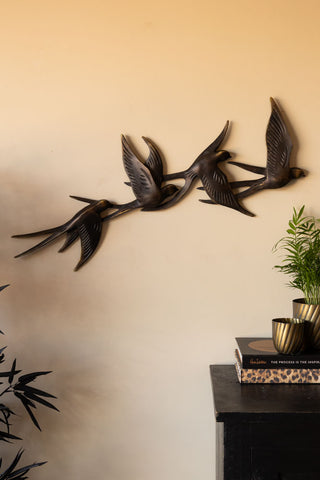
[235,337,320,384]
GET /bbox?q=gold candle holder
[272,318,306,355]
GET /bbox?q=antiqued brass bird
[73,136,180,223]
[160,121,254,216]
[12,98,306,272]
[12,198,114,271]
[228,97,305,197]
[103,135,179,219]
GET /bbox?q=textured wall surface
[0,1,320,479]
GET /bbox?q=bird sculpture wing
[157,121,230,210]
[194,121,229,161]
[228,99,293,178]
[227,98,294,198]
[199,166,254,216]
[59,195,111,252]
[59,230,79,252]
[121,135,159,204]
[142,137,164,187]
[74,211,103,270]
[265,97,293,176]
[13,204,107,270]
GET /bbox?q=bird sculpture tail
[228,160,265,175]
[197,179,261,190]
[69,195,97,204]
[12,226,61,237]
[235,182,264,199]
[229,178,265,189]
[199,198,254,217]
[14,228,65,258]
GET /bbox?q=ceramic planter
[292,298,320,350]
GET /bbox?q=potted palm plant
[273,205,320,349]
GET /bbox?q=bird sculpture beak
[70,195,96,204]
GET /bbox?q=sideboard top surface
[211,364,320,422]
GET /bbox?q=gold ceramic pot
[292,298,320,350]
[272,318,306,355]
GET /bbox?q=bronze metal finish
[228,97,305,197]
[292,298,320,350]
[12,97,306,270]
[272,317,305,355]
[161,122,254,216]
[12,198,114,271]
[120,135,180,211]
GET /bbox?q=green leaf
[273,205,320,300]
[288,221,296,230]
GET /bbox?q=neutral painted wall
[0,1,319,478]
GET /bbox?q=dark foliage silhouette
[0,285,58,479]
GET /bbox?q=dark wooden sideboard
[210,365,320,480]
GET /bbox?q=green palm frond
[273,206,320,304]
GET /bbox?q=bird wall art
[228,98,305,196]
[12,97,306,271]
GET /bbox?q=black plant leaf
[18,391,59,412]
[0,285,9,336]
[0,284,56,477]
[13,393,41,431]
[0,449,23,479]
[0,370,22,379]
[0,404,14,436]
[0,430,21,443]
[0,449,46,480]
[0,347,6,363]
[17,371,52,385]
[11,371,59,430]
[13,384,57,399]
[8,360,17,385]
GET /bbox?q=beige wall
[0,1,319,478]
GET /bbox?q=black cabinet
[210,365,320,480]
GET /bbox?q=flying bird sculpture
[77,135,180,222]
[118,135,179,212]
[227,97,305,198]
[69,135,180,221]
[11,136,179,271]
[12,198,114,271]
[160,121,254,216]
[12,97,305,271]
